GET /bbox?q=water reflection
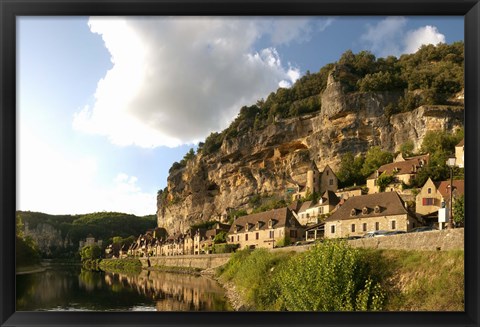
[16,265,232,311]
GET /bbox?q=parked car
[386,230,406,236]
[363,230,389,238]
[408,226,437,233]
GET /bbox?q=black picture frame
[1,0,479,326]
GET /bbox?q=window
[391,220,396,230]
[237,235,239,242]
[256,232,259,240]
[245,223,249,232]
[351,224,356,232]
[351,209,356,216]
[362,223,367,232]
[245,234,248,241]
[331,225,336,234]
[427,188,432,194]
[230,236,234,242]
[256,222,260,230]
[422,198,434,205]
[329,179,333,185]
[326,170,329,176]
[374,205,380,213]
[306,213,310,218]
[269,230,274,239]
[268,220,273,228]
[375,222,380,231]
[362,207,368,214]
[290,230,297,238]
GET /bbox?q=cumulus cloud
[361,17,446,57]
[74,17,322,148]
[17,126,156,216]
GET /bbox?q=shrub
[273,240,385,311]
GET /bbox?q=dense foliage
[218,241,385,311]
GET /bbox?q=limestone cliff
[157,71,464,234]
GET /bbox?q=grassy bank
[98,258,142,274]
[216,241,464,311]
[147,265,203,275]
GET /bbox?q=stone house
[292,162,338,201]
[455,138,464,168]
[296,190,340,226]
[366,154,429,194]
[79,235,103,250]
[227,207,303,249]
[193,229,207,255]
[324,192,420,239]
[201,223,231,254]
[415,178,464,217]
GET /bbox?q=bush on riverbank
[217,242,464,311]
[99,258,142,274]
[218,241,385,311]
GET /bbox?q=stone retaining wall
[347,228,464,251]
[139,253,231,269]
[139,229,464,269]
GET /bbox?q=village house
[366,154,429,194]
[291,162,338,201]
[415,178,465,226]
[455,138,464,168]
[296,190,340,226]
[324,192,421,239]
[200,223,231,254]
[335,187,364,200]
[79,235,103,250]
[227,207,303,249]
[304,222,325,242]
[183,230,195,255]
[193,229,207,255]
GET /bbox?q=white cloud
[403,25,446,54]
[74,17,320,148]
[17,126,156,216]
[361,17,446,57]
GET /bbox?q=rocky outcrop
[157,72,464,234]
[23,222,72,255]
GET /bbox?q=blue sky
[16,16,463,216]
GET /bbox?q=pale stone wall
[347,228,464,251]
[227,226,302,249]
[455,145,464,168]
[416,178,443,215]
[140,253,231,269]
[324,214,419,238]
[320,166,338,194]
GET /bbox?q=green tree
[452,195,464,225]
[361,146,393,179]
[376,173,395,192]
[80,245,102,262]
[337,153,365,188]
[213,231,227,244]
[399,140,415,157]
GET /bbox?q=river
[16,264,233,311]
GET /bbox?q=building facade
[324,192,420,239]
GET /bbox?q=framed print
[1,0,479,326]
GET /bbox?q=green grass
[98,258,142,274]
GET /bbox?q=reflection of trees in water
[17,266,231,311]
[105,271,232,311]
[16,268,77,310]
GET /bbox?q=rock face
[157,73,464,234]
[23,222,72,255]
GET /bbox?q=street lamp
[446,156,456,229]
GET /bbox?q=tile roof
[320,190,340,206]
[228,207,301,234]
[325,192,409,222]
[298,201,313,213]
[367,154,429,179]
[435,179,464,198]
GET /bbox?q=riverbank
[16,265,46,275]
[214,243,465,311]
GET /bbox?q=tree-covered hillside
[16,211,157,258]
